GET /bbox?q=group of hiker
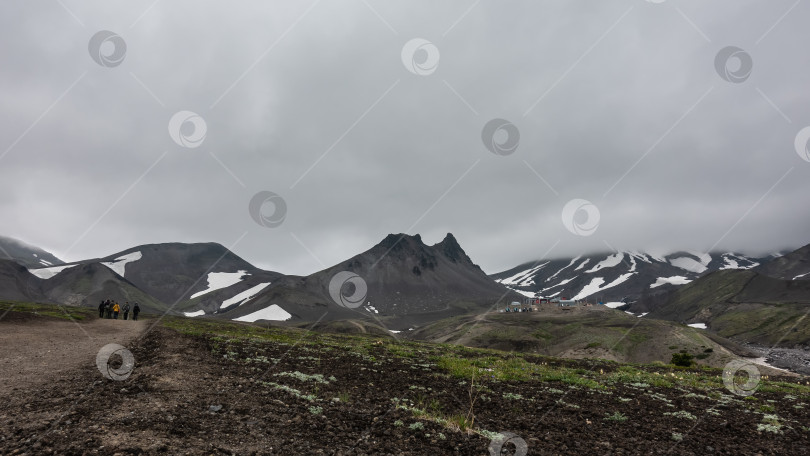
[98,299,140,321]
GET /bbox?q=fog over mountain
[1,1,809,276]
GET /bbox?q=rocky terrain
[1,305,808,455]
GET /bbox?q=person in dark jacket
[122,302,130,320]
[105,301,113,319]
[98,300,106,318]
[132,303,140,321]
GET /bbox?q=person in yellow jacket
[112,302,120,320]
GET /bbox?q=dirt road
[0,312,147,397]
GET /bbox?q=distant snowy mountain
[491,250,768,303]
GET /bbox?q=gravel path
[0,312,147,398]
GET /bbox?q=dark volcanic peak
[224,232,519,323]
[434,233,464,263]
[375,233,424,255]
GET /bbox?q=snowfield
[183,310,205,317]
[687,323,707,329]
[233,304,291,322]
[191,271,249,299]
[101,251,142,277]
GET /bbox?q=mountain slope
[0,236,63,269]
[491,250,766,303]
[756,243,810,280]
[409,307,756,368]
[641,269,810,347]
[221,233,521,324]
[0,259,47,302]
[41,263,167,313]
[88,242,282,304]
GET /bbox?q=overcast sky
[1,0,809,276]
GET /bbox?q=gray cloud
[1,0,808,276]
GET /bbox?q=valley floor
[0,308,809,455]
[0,309,148,397]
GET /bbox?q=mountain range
[2,233,809,347]
[2,233,521,327]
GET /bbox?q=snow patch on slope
[572,273,635,300]
[541,277,574,293]
[650,276,692,288]
[101,251,142,278]
[574,259,590,271]
[719,253,759,270]
[221,282,272,309]
[585,253,623,273]
[546,256,581,283]
[183,310,205,317]
[191,270,249,299]
[508,287,537,298]
[669,256,707,274]
[498,262,548,286]
[233,304,291,322]
[28,264,77,279]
